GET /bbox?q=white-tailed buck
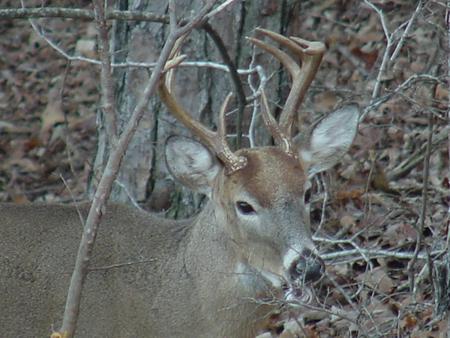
[0,29,359,337]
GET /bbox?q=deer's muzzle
[288,248,325,284]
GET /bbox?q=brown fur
[0,202,277,338]
[233,147,306,208]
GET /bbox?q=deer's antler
[158,63,247,175]
[248,28,325,155]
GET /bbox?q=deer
[0,28,359,338]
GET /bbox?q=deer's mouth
[282,281,314,304]
[276,247,325,306]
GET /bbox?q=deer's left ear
[296,104,360,178]
[165,136,221,197]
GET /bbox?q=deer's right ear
[165,136,222,197]
[297,104,360,178]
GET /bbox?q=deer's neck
[180,202,280,336]
[184,202,274,292]
[184,202,235,272]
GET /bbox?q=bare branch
[92,0,118,142]
[318,245,443,263]
[0,7,169,23]
[315,236,371,265]
[364,0,391,40]
[8,23,260,75]
[364,0,424,103]
[365,0,393,100]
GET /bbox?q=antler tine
[247,36,298,78]
[251,28,325,136]
[158,65,247,175]
[218,92,233,139]
[260,89,296,157]
[217,92,248,173]
[247,36,293,150]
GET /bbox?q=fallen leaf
[402,313,417,330]
[356,266,395,293]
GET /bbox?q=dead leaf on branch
[39,84,65,142]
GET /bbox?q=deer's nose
[288,248,325,283]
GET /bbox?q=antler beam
[248,28,325,145]
[158,66,247,175]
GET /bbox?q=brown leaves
[280,1,449,336]
[0,8,98,203]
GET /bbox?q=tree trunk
[91,0,301,218]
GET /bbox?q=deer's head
[160,29,359,299]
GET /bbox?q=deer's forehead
[226,148,306,207]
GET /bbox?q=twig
[363,150,376,221]
[92,0,118,143]
[205,0,238,19]
[325,272,360,313]
[12,23,260,74]
[364,0,393,100]
[389,0,423,62]
[114,180,144,211]
[202,22,246,148]
[388,125,448,180]
[58,173,85,230]
[247,46,267,147]
[55,1,217,337]
[88,258,156,272]
[26,17,101,64]
[315,173,329,235]
[122,60,259,73]
[361,74,441,121]
[248,101,258,148]
[253,295,360,326]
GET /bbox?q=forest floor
[0,1,449,337]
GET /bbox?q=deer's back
[0,202,194,337]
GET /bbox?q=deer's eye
[304,188,312,204]
[236,201,256,215]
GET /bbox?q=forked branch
[54,1,217,337]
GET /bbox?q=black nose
[288,248,325,283]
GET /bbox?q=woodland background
[0,0,449,337]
